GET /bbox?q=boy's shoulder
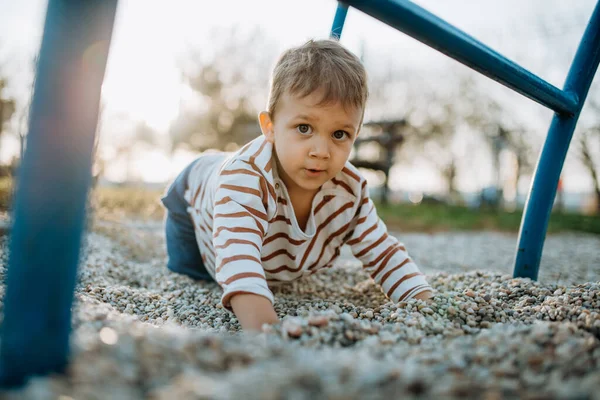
[219,136,274,177]
[323,161,368,200]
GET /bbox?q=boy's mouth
[304,168,326,177]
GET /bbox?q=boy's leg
[165,210,214,281]
[161,158,213,281]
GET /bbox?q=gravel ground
[0,219,599,400]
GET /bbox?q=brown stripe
[215,197,269,219]
[249,139,267,165]
[240,204,268,221]
[380,272,423,297]
[342,229,355,243]
[366,203,375,216]
[214,211,265,236]
[219,184,261,198]
[298,201,354,270]
[314,195,335,214]
[277,197,288,205]
[219,272,265,285]
[214,226,262,239]
[266,264,298,274]
[263,232,306,246]
[241,159,276,204]
[240,158,261,174]
[216,254,262,273]
[269,215,292,225]
[197,215,213,237]
[361,180,367,191]
[397,282,428,302]
[347,222,377,246]
[267,181,276,204]
[379,258,412,285]
[215,196,234,206]
[261,248,295,262]
[356,215,368,225]
[202,239,215,260]
[214,211,256,219]
[265,159,272,172]
[199,178,209,208]
[193,209,213,238]
[215,238,261,252]
[370,245,403,277]
[221,169,262,178]
[331,177,354,196]
[342,166,360,182]
[307,222,351,270]
[215,205,267,222]
[196,219,208,234]
[191,183,203,206]
[258,173,269,208]
[362,242,399,271]
[238,141,253,156]
[341,213,369,244]
[357,232,389,259]
[311,245,342,270]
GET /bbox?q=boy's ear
[259,111,275,143]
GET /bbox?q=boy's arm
[212,160,277,327]
[413,290,434,301]
[230,293,279,332]
[345,183,434,303]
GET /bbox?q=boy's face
[259,90,362,199]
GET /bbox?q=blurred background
[0,0,598,233]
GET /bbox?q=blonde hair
[267,39,368,121]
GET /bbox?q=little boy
[162,39,434,332]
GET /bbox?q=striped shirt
[183,136,433,312]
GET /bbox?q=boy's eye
[333,130,349,140]
[297,124,312,134]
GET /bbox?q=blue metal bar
[342,0,579,116]
[330,2,349,39]
[514,1,600,280]
[0,0,118,388]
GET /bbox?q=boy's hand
[413,290,434,302]
[230,293,280,332]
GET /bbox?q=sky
[0,0,598,194]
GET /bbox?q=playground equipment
[1,0,599,388]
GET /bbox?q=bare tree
[169,27,276,152]
[577,126,600,212]
[0,78,16,146]
[397,73,482,199]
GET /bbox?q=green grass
[375,202,600,234]
[91,185,165,220]
[0,177,13,211]
[0,178,166,221]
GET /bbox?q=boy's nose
[308,137,330,159]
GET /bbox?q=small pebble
[2,224,597,400]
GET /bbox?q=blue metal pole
[0,0,118,388]
[330,2,349,39]
[342,0,578,116]
[514,1,600,280]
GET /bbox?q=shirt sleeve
[345,183,433,302]
[212,160,274,312]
